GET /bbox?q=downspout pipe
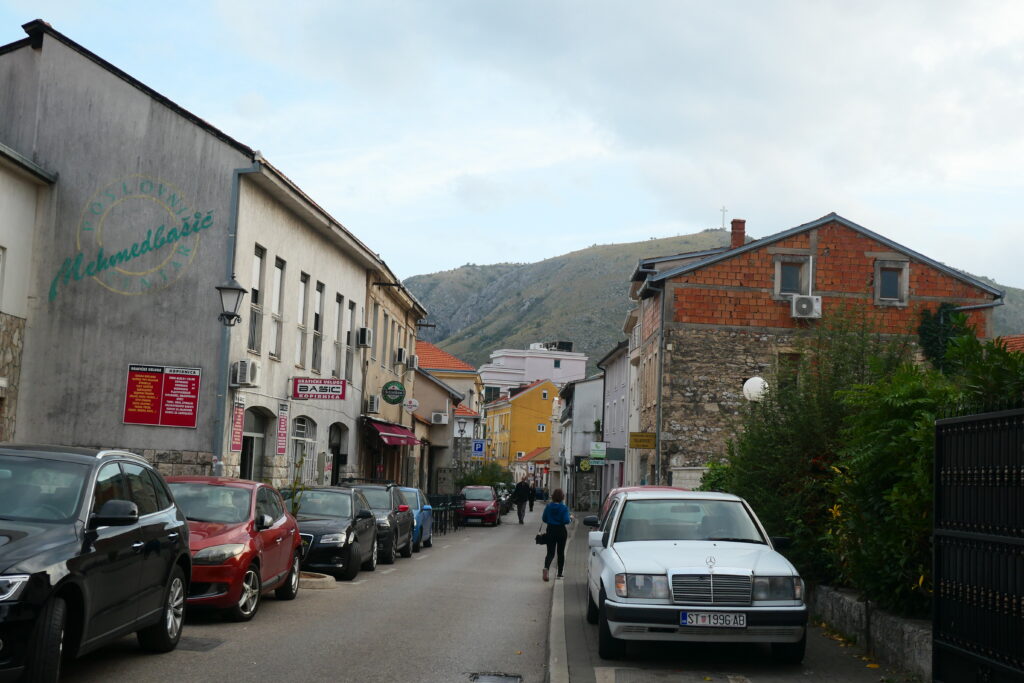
[212,161,262,475]
[655,281,667,485]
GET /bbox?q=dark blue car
[399,487,433,552]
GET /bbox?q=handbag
[534,521,548,545]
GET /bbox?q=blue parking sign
[471,440,485,460]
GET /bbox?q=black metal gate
[934,407,1024,682]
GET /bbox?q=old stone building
[626,213,1003,488]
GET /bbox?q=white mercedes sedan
[583,489,807,662]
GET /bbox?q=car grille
[671,574,752,605]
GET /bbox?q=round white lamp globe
[742,376,769,402]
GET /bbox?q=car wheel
[423,532,432,548]
[227,564,262,621]
[381,533,397,565]
[25,595,66,682]
[586,589,599,624]
[275,552,301,600]
[137,565,185,652]
[400,530,413,558]
[340,549,361,581]
[413,530,421,553]
[598,589,626,660]
[362,537,378,570]
[771,632,807,664]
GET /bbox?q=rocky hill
[405,233,1024,372]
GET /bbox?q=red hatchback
[166,476,302,621]
[461,486,501,526]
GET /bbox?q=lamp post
[214,276,248,476]
[457,418,467,437]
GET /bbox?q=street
[55,508,915,683]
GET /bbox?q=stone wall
[0,312,24,441]
[143,449,216,477]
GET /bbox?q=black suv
[351,484,414,565]
[0,445,191,681]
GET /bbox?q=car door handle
[167,533,179,539]
[275,538,283,544]
[132,541,144,552]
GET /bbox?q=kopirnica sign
[292,378,346,400]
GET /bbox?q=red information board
[229,400,245,452]
[276,403,290,456]
[123,365,201,428]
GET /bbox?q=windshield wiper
[705,537,765,544]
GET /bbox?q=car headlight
[0,575,30,602]
[193,544,247,565]
[318,533,347,546]
[614,573,669,599]
[753,576,803,601]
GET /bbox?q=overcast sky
[3,1,1022,288]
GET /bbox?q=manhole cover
[176,636,224,652]
[469,674,522,683]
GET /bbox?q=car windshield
[168,483,251,524]
[463,488,493,501]
[358,488,390,509]
[0,455,89,522]
[288,490,352,518]
[401,490,420,510]
[614,499,765,543]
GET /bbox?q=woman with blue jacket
[541,488,571,581]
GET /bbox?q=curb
[299,571,336,589]
[547,521,573,683]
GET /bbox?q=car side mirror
[582,515,600,528]
[357,509,374,520]
[256,513,274,530]
[91,499,139,528]
[771,536,792,550]
[588,530,604,548]
[398,504,410,513]
[422,504,432,511]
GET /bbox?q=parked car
[0,444,190,682]
[460,485,501,526]
[399,486,433,552]
[165,476,301,622]
[280,486,377,579]
[599,485,689,523]
[352,484,414,564]
[584,489,807,662]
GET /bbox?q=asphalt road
[61,509,553,683]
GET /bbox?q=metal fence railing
[428,494,465,536]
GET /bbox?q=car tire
[598,590,626,660]
[381,533,397,565]
[340,550,361,581]
[400,530,413,558]
[771,632,807,664]
[362,537,378,570]
[227,564,262,622]
[586,590,599,624]
[413,529,421,553]
[137,565,186,653]
[275,552,301,600]
[423,533,432,548]
[25,595,66,682]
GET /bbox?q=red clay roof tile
[415,340,476,372]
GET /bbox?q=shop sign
[590,441,607,459]
[292,377,346,400]
[229,397,245,452]
[381,381,406,405]
[578,458,591,472]
[123,364,201,428]
[629,432,657,449]
[403,398,419,414]
[276,403,290,456]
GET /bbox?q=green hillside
[405,233,1024,372]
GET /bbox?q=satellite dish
[742,377,768,402]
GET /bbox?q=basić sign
[292,378,346,400]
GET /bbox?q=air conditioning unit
[791,295,822,319]
[407,354,419,370]
[356,327,373,348]
[230,360,261,387]
[366,394,381,414]
[431,411,449,425]
[516,451,526,459]
[395,347,408,366]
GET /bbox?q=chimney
[730,218,746,249]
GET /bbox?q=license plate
[680,611,746,628]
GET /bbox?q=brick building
[626,213,1004,488]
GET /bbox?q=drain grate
[175,636,224,652]
[469,674,522,683]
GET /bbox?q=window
[248,246,265,353]
[333,294,344,378]
[123,462,159,516]
[295,273,309,367]
[346,302,357,382]
[93,463,126,512]
[554,359,562,369]
[874,260,909,305]
[371,303,380,361]
[537,423,547,432]
[292,416,318,484]
[311,282,324,373]
[269,259,285,358]
[542,390,548,400]
[774,254,811,296]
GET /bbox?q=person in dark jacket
[528,479,536,511]
[541,488,571,581]
[513,476,531,524]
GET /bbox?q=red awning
[369,421,420,446]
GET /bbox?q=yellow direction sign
[629,432,657,449]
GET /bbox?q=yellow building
[484,379,557,468]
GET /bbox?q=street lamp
[216,276,248,327]
[457,418,467,437]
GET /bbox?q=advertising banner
[229,398,245,452]
[276,403,290,456]
[292,377,346,400]
[123,364,201,428]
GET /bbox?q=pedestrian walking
[541,488,571,581]
[528,479,536,512]
[513,476,531,524]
